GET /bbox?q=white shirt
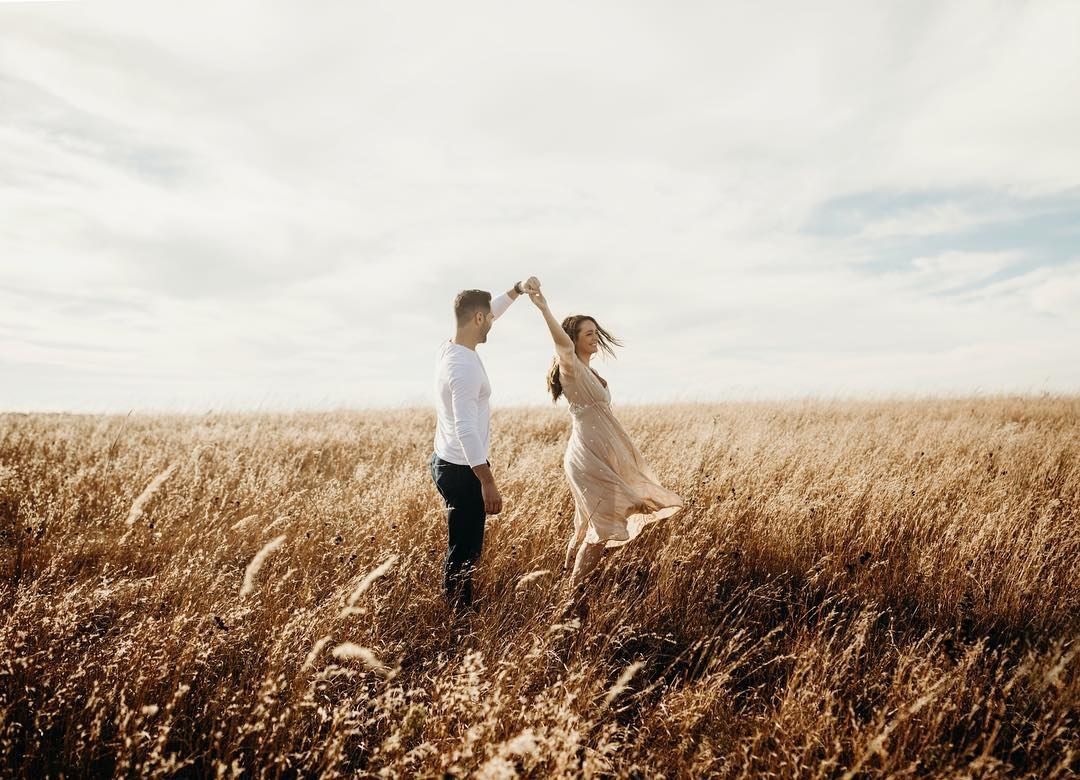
[433,292,514,467]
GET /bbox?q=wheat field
[0,397,1077,778]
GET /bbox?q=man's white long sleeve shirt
[433,292,514,467]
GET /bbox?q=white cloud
[906,251,1018,293]
[1,0,1078,411]
[1028,270,1080,318]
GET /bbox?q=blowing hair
[547,315,622,402]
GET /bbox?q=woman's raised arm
[529,290,574,351]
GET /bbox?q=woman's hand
[528,289,548,310]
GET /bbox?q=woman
[528,286,684,588]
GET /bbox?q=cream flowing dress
[556,342,684,549]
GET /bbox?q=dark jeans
[429,453,487,610]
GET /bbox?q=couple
[429,278,684,613]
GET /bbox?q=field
[1,398,1077,778]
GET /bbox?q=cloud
[1,0,1078,411]
[906,251,1018,294]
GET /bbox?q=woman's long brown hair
[547,315,622,402]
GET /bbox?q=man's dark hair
[454,289,492,327]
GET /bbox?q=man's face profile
[478,308,494,342]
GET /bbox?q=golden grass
[0,397,1077,777]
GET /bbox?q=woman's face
[575,319,599,354]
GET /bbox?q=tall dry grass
[0,397,1077,778]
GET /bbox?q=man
[430,277,539,612]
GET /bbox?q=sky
[2,0,1079,412]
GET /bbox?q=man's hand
[521,276,541,295]
[481,479,503,514]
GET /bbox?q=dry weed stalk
[0,398,1076,777]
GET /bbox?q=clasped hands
[519,276,548,308]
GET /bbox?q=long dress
[556,342,685,549]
